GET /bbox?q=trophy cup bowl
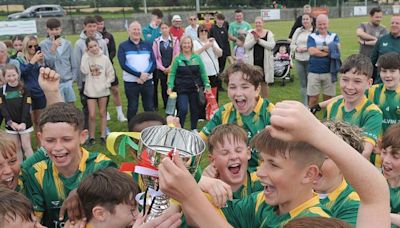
[138,125,205,221]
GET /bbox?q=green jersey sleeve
[362,108,383,145]
[221,192,265,227]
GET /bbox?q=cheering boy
[25,103,116,228]
[158,101,390,228]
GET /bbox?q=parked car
[8,5,66,20]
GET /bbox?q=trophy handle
[106,132,140,158]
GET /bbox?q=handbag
[206,88,219,120]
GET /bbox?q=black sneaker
[86,138,95,146]
[100,137,106,145]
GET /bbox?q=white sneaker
[105,127,111,136]
[107,112,111,121]
[117,113,128,122]
[191,129,199,134]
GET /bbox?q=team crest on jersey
[51,201,61,208]
[383,42,388,47]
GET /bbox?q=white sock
[116,106,123,115]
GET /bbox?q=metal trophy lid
[140,125,206,157]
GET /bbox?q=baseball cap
[172,15,182,22]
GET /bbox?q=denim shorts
[59,81,76,103]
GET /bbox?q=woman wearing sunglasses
[194,25,222,121]
[16,36,45,138]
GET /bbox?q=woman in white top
[290,14,315,106]
[193,24,222,102]
[244,16,275,97]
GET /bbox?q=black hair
[128,112,167,132]
[151,9,163,18]
[369,7,382,17]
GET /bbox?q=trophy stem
[145,194,170,222]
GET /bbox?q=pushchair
[273,40,293,86]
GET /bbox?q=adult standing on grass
[118,21,156,122]
[170,15,185,41]
[167,36,211,132]
[370,14,400,84]
[17,36,46,138]
[194,24,222,118]
[228,9,252,47]
[75,16,109,131]
[307,14,340,107]
[356,7,387,57]
[185,14,199,40]
[95,15,127,122]
[290,14,314,106]
[288,4,315,41]
[244,16,275,97]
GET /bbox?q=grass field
[27,15,390,167]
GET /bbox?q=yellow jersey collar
[354,96,368,112]
[327,178,347,202]
[289,193,320,218]
[78,148,90,172]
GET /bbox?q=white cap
[172,15,182,22]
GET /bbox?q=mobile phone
[54,35,61,40]
[35,45,41,53]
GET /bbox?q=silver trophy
[136,125,205,221]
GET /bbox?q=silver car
[8,5,66,20]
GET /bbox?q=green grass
[30,15,387,168]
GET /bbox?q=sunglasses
[200,29,208,32]
[28,44,38,49]
[190,18,197,21]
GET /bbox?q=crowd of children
[1,5,400,228]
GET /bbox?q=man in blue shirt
[307,14,340,107]
[118,21,156,121]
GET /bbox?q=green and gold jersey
[233,170,263,199]
[25,148,116,228]
[326,96,383,146]
[220,192,330,227]
[319,179,360,225]
[390,185,400,213]
[16,147,48,195]
[366,84,400,133]
[200,97,274,170]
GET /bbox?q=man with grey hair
[288,4,316,40]
[307,14,340,107]
[117,21,156,121]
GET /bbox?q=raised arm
[268,101,390,228]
